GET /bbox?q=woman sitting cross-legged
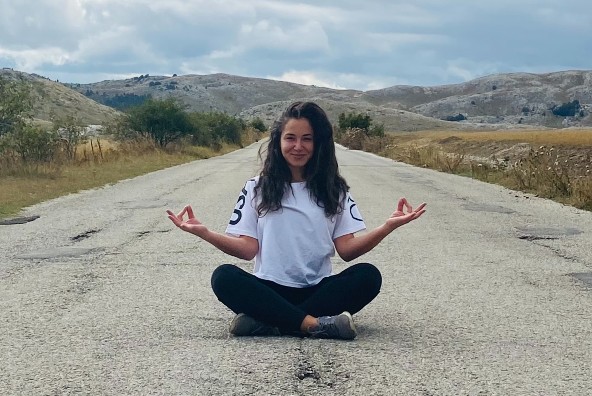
[167,101,426,340]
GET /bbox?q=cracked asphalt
[1,142,592,395]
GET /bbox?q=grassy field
[390,128,592,146]
[0,138,245,219]
[3,128,591,219]
[338,128,592,211]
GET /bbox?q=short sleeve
[225,179,259,239]
[332,192,366,239]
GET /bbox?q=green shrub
[249,117,267,132]
[0,76,33,137]
[2,124,59,162]
[552,100,580,117]
[338,112,371,132]
[189,112,245,146]
[53,116,86,160]
[125,98,194,147]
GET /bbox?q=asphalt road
[1,142,592,395]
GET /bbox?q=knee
[210,264,237,294]
[356,262,382,294]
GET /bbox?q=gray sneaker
[308,311,357,340]
[229,313,281,336]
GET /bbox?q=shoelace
[310,317,337,336]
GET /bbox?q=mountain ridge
[0,68,121,126]
[2,68,590,130]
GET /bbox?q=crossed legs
[210,263,382,332]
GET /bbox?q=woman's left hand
[386,198,427,229]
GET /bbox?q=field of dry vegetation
[337,128,592,211]
[3,125,591,219]
[0,134,259,219]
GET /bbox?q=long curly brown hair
[255,101,349,217]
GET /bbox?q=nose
[294,139,303,150]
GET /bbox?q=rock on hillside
[0,69,121,125]
[67,73,362,115]
[365,71,592,128]
[238,99,499,132]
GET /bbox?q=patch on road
[0,215,40,225]
[569,273,592,289]
[515,226,583,241]
[71,229,101,241]
[462,203,516,214]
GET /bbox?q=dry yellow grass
[339,128,592,211]
[398,128,592,146]
[0,138,243,219]
[0,152,195,217]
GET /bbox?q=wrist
[380,222,395,235]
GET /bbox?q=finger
[399,197,412,213]
[166,209,181,223]
[177,206,189,219]
[413,209,427,219]
[186,205,195,219]
[167,214,182,227]
[415,202,427,212]
[397,197,408,212]
[405,200,413,213]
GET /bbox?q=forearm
[197,229,258,261]
[338,223,393,262]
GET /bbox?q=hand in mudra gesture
[166,205,208,236]
[386,198,427,230]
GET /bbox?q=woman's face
[280,118,314,182]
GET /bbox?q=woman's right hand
[166,205,208,237]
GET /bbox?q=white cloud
[268,71,409,92]
[440,59,501,84]
[0,47,72,69]
[363,32,448,53]
[238,20,330,52]
[268,71,346,89]
[179,61,221,76]
[1,0,591,89]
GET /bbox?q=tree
[338,112,371,132]
[53,116,86,160]
[0,76,33,137]
[337,111,384,137]
[189,112,244,146]
[126,98,194,147]
[249,117,267,132]
[5,124,59,162]
[443,114,467,122]
[551,100,581,117]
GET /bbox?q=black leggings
[210,263,382,331]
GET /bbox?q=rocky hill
[66,70,592,130]
[3,68,591,130]
[0,69,121,126]
[363,71,592,128]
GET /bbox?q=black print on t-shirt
[229,187,248,225]
[348,196,363,222]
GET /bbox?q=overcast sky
[1,0,591,91]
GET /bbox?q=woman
[167,102,426,340]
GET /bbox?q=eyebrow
[283,132,313,136]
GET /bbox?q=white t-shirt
[225,177,366,287]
